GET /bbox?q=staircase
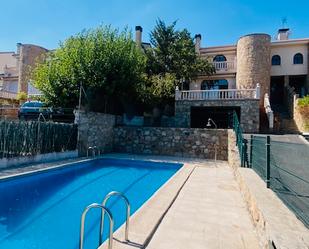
[272,104,300,134]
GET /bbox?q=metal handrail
[87,146,99,157]
[100,191,130,243]
[80,203,114,249]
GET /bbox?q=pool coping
[0,157,94,181]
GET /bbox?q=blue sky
[1,0,309,51]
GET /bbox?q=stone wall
[175,99,260,133]
[294,100,309,132]
[75,110,118,156]
[113,127,228,160]
[236,34,271,106]
[228,129,241,169]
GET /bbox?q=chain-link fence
[249,135,309,227]
[0,120,77,159]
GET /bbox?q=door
[270,77,284,105]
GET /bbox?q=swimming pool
[0,158,182,249]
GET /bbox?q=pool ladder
[79,191,131,249]
[87,146,100,157]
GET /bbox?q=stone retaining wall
[113,127,228,160]
[75,110,118,156]
[294,100,309,132]
[76,111,229,159]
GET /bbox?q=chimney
[277,28,290,40]
[135,26,143,47]
[195,34,201,54]
[16,43,22,55]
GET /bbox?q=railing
[100,191,130,243]
[0,90,18,99]
[175,84,260,101]
[232,111,248,167]
[79,203,114,249]
[212,61,236,72]
[264,93,274,129]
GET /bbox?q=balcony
[175,85,260,101]
[212,61,236,74]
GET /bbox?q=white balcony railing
[175,84,260,101]
[0,90,18,100]
[212,61,236,72]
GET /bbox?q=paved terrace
[99,155,260,249]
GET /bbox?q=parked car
[18,101,52,120]
[51,107,75,123]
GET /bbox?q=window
[201,79,228,90]
[213,55,227,62]
[293,53,303,64]
[271,55,281,65]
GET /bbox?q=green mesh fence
[251,136,267,179]
[250,135,309,228]
[269,140,309,228]
[232,111,249,167]
[0,120,77,159]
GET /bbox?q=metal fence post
[249,135,253,168]
[266,136,270,188]
[242,139,248,167]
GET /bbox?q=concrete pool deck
[99,155,260,249]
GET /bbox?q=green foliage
[137,73,176,106]
[0,120,77,158]
[146,19,214,84]
[32,25,146,112]
[139,19,214,108]
[298,95,309,107]
[16,92,27,101]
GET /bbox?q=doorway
[270,76,284,105]
[190,106,240,128]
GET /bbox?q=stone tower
[17,44,48,93]
[236,34,271,105]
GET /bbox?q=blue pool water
[0,158,182,249]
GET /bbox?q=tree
[139,19,214,108]
[32,25,146,113]
[146,19,214,85]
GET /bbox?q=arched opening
[213,55,227,62]
[271,55,281,65]
[293,53,303,64]
[201,79,228,90]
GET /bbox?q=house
[0,43,48,100]
[134,26,308,133]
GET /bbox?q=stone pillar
[236,34,271,106]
